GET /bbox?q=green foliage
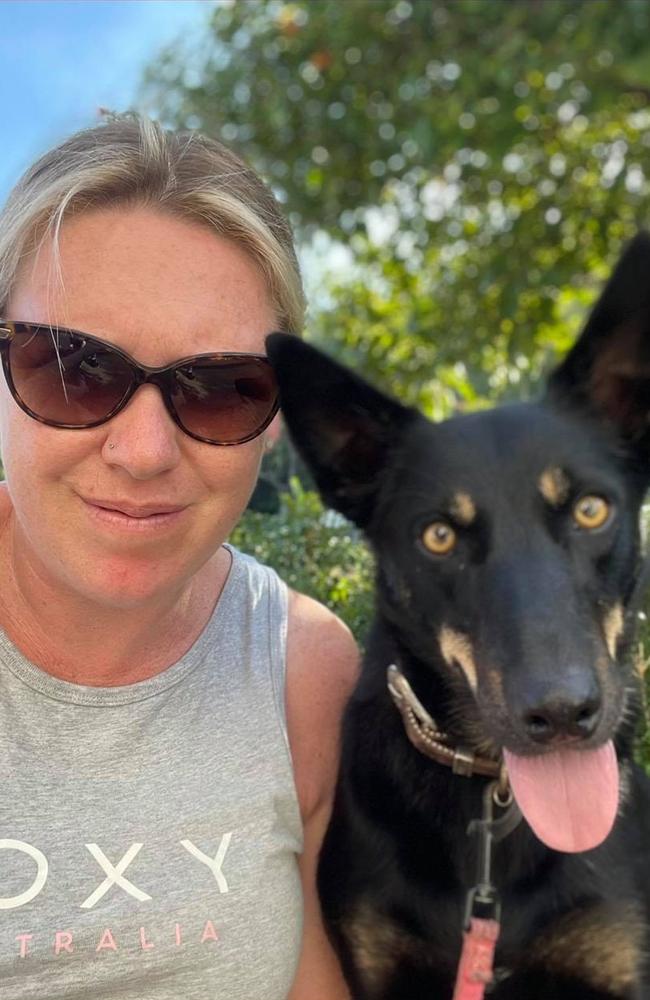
[231,478,375,640]
[635,614,650,772]
[143,0,650,233]
[142,0,650,411]
[637,693,650,771]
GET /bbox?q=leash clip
[454,781,509,1000]
[463,883,501,926]
[464,782,502,928]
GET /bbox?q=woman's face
[0,205,278,607]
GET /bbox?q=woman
[0,116,358,999]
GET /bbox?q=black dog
[266,234,650,1000]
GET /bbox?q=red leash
[452,776,521,1000]
[452,916,500,1000]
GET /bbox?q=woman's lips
[81,497,188,530]
[89,499,187,517]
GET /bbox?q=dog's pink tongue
[503,742,619,853]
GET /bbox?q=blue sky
[0,1,212,202]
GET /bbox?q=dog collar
[387,664,504,781]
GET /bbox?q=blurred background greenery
[141,0,650,765]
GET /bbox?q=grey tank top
[0,547,304,999]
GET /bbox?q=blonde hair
[0,114,305,332]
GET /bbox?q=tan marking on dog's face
[456,666,504,759]
[539,467,571,507]
[449,492,476,525]
[602,602,624,660]
[439,626,478,692]
[525,902,644,993]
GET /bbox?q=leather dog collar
[387,664,504,781]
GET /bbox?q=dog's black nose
[522,691,601,744]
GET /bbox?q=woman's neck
[0,507,230,686]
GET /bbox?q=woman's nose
[102,384,182,478]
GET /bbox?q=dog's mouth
[503,742,619,853]
[397,655,624,854]
[465,688,624,854]
[467,662,628,854]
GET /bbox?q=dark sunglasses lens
[171,358,277,443]
[9,325,133,425]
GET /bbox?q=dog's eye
[422,522,457,555]
[573,495,610,530]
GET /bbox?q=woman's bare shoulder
[286,590,360,712]
[285,589,361,822]
[0,483,11,529]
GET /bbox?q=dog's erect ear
[547,232,650,451]
[266,333,417,527]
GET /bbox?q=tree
[142,0,650,407]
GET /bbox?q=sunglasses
[0,321,280,446]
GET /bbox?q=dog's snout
[521,679,602,745]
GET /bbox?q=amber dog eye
[422,522,457,555]
[573,495,611,530]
